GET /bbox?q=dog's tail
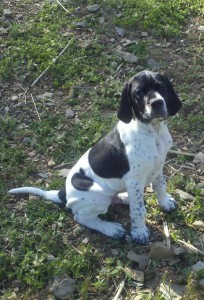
[8,187,66,204]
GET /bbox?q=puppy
[9,70,182,244]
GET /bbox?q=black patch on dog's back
[88,127,130,178]
[71,168,94,191]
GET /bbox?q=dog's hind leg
[69,193,126,239]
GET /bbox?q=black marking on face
[117,70,182,124]
[88,127,130,178]
[71,168,94,191]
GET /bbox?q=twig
[56,0,74,16]
[31,40,71,87]
[177,239,204,255]
[169,150,195,157]
[163,221,171,249]
[30,94,41,121]
[199,236,204,252]
[112,279,125,300]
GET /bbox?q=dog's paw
[102,222,126,239]
[159,194,177,212]
[131,226,150,244]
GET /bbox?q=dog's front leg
[125,179,150,244]
[152,173,176,212]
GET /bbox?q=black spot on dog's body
[88,127,130,178]
[58,188,67,203]
[71,168,94,191]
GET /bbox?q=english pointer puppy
[9,70,182,244]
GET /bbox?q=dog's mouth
[143,105,168,123]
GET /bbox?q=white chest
[119,120,172,184]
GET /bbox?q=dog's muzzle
[150,98,167,119]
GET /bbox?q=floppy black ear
[117,83,133,124]
[163,76,182,116]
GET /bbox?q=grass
[1,0,204,299]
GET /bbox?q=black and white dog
[9,71,182,244]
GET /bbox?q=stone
[11,95,18,101]
[111,249,119,256]
[50,275,76,299]
[127,251,150,269]
[73,21,86,28]
[87,4,100,13]
[197,181,204,188]
[141,31,148,37]
[36,92,53,100]
[58,168,70,178]
[168,258,181,266]
[65,108,75,118]
[191,261,204,272]
[115,27,126,37]
[150,242,174,261]
[72,225,86,236]
[199,278,204,289]
[159,282,186,299]
[82,237,90,244]
[48,159,56,167]
[192,220,204,231]
[147,58,160,71]
[175,189,194,201]
[98,16,105,24]
[37,172,48,179]
[22,137,31,145]
[3,9,12,17]
[112,49,138,63]
[198,25,204,32]
[193,152,204,164]
[124,266,144,282]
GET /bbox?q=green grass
[1,0,204,299]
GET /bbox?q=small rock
[197,181,204,188]
[28,151,36,158]
[150,242,174,261]
[112,49,138,63]
[58,168,70,178]
[124,266,144,282]
[168,258,181,266]
[22,137,31,145]
[56,91,64,96]
[159,282,186,299]
[4,106,9,113]
[50,275,76,300]
[0,27,8,34]
[36,92,53,100]
[175,189,194,201]
[192,220,204,231]
[87,4,100,13]
[82,237,90,244]
[141,31,148,37]
[73,225,86,236]
[193,152,204,164]
[191,261,204,273]
[111,249,119,256]
[147,58,160,71]
[115,27,126,37]
[48,159,56,167]
[11,95,18,101]
[98,16,105,24]
[198,25,204,32]
[65,108,75,118]
[73,21,86,28]
[199,278,204,289]
[3,9,12,17]
[47,254,56,261]
[37,172,48,179]
[127,251,150,269]
[110,38,116,43]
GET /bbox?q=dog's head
[117,70,182,124]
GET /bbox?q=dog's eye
[136,90,144,98]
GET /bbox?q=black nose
[151,99,164,110]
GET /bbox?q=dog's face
[118,71,182,124]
